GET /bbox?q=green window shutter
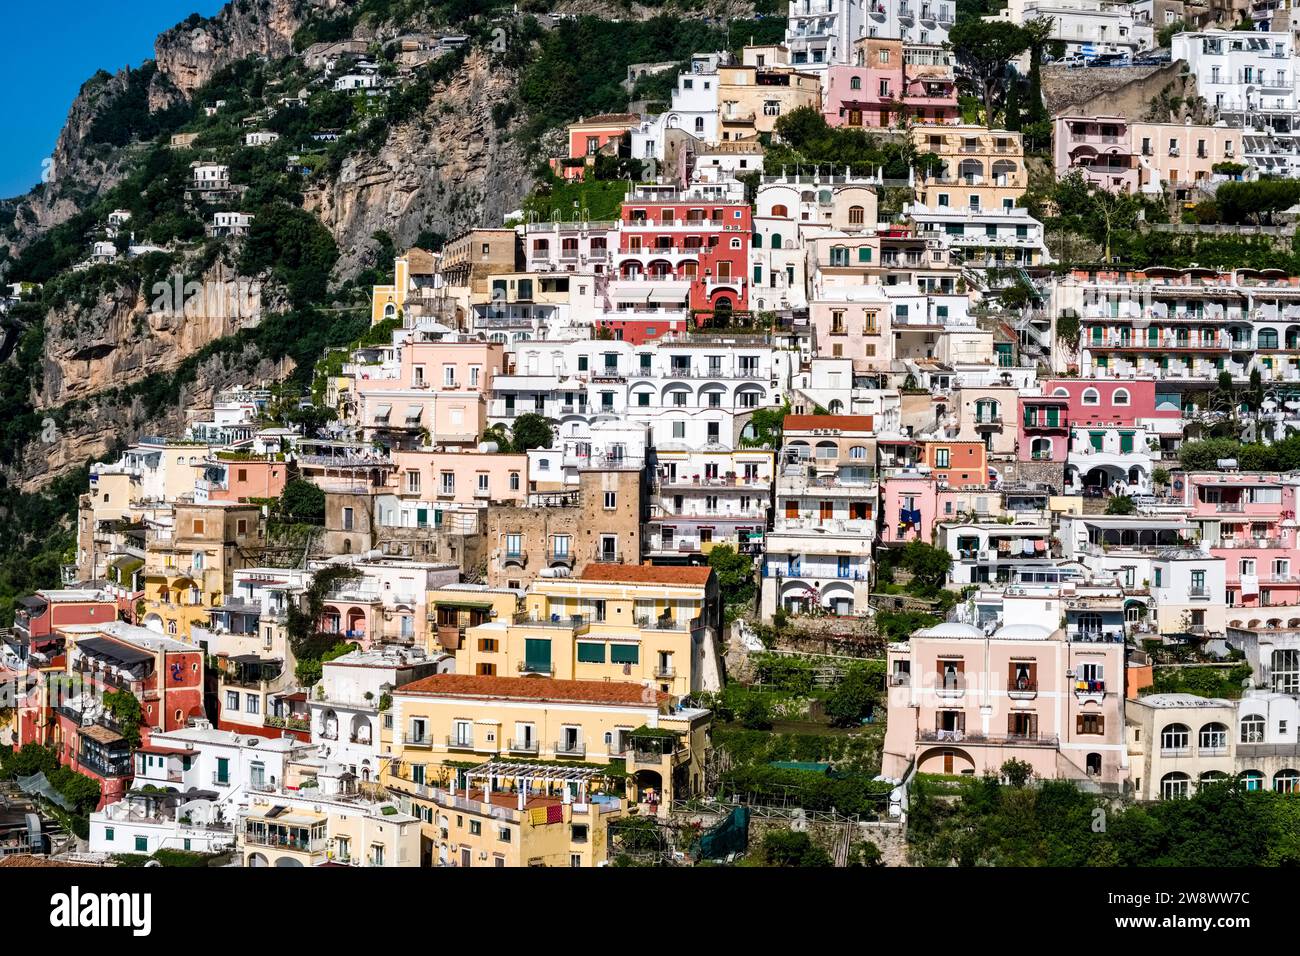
[524,639,552,670]
[1090,432,1104,451]
[1120,432,1134,453]
[1148,327,1158,345]
[858,247,871,262]
[1024,407,1036,427]
[1096,355,1108,368]
[1092,326,1103,343]
[1047,407,1059,427]
[576,642,606,664]
[610,644,640,665]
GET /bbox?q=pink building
[883,621,1127,784]
[880,473,939,545]
[1041,378,1179,429]
[390,449,529,505]
[355,341,505,449]
[823,39,958,128]
[549,113,640,182]
[1053,115,1139,194]
[1186,473,1300,611]
[196,454,287,503]
[823,39,904,129]
[1017,394,1070,463]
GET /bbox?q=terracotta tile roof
[79,724,125,746]
[0,855,97,868]
[783,414,874,432]
[396,673,666,706]
[579,564,712,586]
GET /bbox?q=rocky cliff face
[37,258,263,410]
[153,0,334,94]
[15,343,283,493]
[307,48,533,273]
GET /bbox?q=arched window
[1259,328,1279,349]
[752,233,763,249]
[850,76,862,90]
[830,245,850,266]
[1160,772,1191,799]
[848,205,865,225]
[1241,714,1266,743]
[1082,388,1100,406]
[1240,770,1265,791]
[849,445,867,459]
[828,399,844,413]
[770,232,783,249]
[771,204,788,218]
[1275,769,1300,793]
[1199,770,1229,786]
[1086,752,1102,776]
[1052,387,1069,397]
[1112,388,1130,406]
[1160,723,1190,753]
[1199,722,1228,752]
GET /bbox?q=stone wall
[1042,63,1200,122]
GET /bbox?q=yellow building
[369,248,439,325]
[381,673,714,864]
[140,502,262,641]
[450,564,722,696]
[911,125,1027,211]
[427,584,520,654]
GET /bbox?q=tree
[741,402,789,448]
[707,544,756,610]
[1105,495,1136,515]
[509,413,556,453]
[1001,758,1035,787]
[826,666,876,727]
[949,20,1030,127]
[761,830,833,867]
[279,478,325,523]
[480,423,513,451]
[900,541,953,592]
[0,743,59,780]
[103,689,143,748]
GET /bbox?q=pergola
[455,760,618,811]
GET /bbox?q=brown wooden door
[460,847,471,868]
[943,750,954,774]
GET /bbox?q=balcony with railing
[1006,677,1038,699]
[508,738,539,755]
[554,739,586,758]
[445,735,474,751]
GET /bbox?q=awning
[434,599,495,610]
[405,404,423,423]
[75,636,153,667]
[374,403,392,422]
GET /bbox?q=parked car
[1059,54,1091,68]
[1089,53,1130,67]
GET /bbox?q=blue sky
[0,0,227,200]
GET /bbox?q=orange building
[921,440,988,489]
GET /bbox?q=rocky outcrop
[306,48,533,274]
[38,257,262,409]
[14,343,283,492]
[153,0,336,95]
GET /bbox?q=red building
[25,623,205,808]
[13,589,118,659]
[612,186,752,321]
[549,113,640,181]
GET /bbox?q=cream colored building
[717,63,822,141]
[912,125,1027,212]
[238,772,421,867]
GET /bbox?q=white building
[309,645,445,781]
